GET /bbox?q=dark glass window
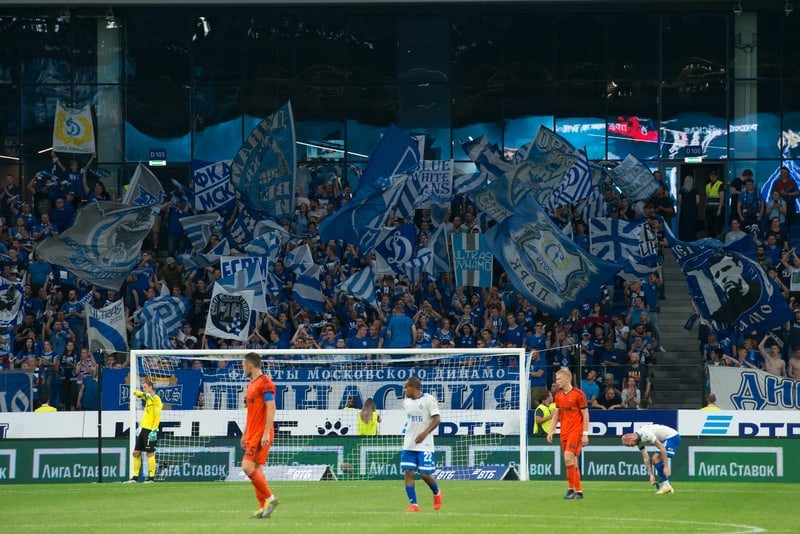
[346,15,396,84]
[126,12,191,85]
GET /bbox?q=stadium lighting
[105,7,119,29]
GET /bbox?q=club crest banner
[52,101,95,154]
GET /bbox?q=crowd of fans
[3,154,800,413]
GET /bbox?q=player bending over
[621,424,681,494]
[401,376,443,512]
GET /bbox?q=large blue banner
[102,368,202,411]
[0,371,33,412]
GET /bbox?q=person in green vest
[532,390,555,437]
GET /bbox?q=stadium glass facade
[0,2,798,199]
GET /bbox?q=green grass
[3,480,795,533]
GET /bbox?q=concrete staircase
[651,253,705,409]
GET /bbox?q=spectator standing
[678,175,699,241]
[704,169,725,238]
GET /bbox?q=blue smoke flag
[373,224,418,275]
[122,164,167,207]
[180,213,223,251]
[451,233,493,288]
[292,273,326,315]
[231,101,296,220]
[87,299,128,353]
[665,226,791,334]
[36,201,158,291]
[608,154,659,202]
[336,266,378,308]
[133,296,188,350]
[486,192,621,318]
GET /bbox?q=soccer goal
[129,348,530,482]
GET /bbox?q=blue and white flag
[133,296,187,350]
[53,101,95,154]
[453,170,489,195]
[227,204,266,252]
[550,148,592,210]
[608,154,659,202]
[461,136,512,180]
[86,299,128,354]
[397,160,454,219]
[122,164,167,207]
[284,243,316,275]
[576,187,609,221]
[169,178,194,208]
[231,102,296,220]
[398,246,433,285]
[373,224,417,275]
[319,125,419,251]
[0,276,23,328]
[264,271,284,297]
[665,226,791,334]
[245,231,284,262]
[253,218,292,244]
[180,213,223,252]
[427,223,451,276]
[451,233,493,288]
[589,218,658,265]
[192,159,235,213]
[37,201,158,290]
[336,266,378,308]
[219,256,268,312]
[487,192,621,318]
[204,284,254,342]
[177,238,230,272]
[292,273,326,315]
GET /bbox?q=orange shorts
[560,434,583,456]
[243,437,271,465]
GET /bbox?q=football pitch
[4,480,794,533]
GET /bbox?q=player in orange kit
[242,351,278,519]
[546,368,590,499]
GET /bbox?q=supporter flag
[264,271,284,297]
[52,101,95,154]
[427,222,451,276]
[284,243,316,275]
[608,154,659,202]
[292,273,326,315]
[169,178,194,208]
[397,159,454,219]
[336,266,378,308]
[469,174,515,224]
[36,201,157,290]
[133,296,187,350]
[487,191,621,318]
[373,224,417,275]
[245,231,284,262]
[253,218,292,243]
[122,164,167,207]
[550,148,592,210]
[86,299,128,354]
[219,256,268,312]
[0,276,23,328]
[665,226,791,334]
[227,203,266,251]
[180,213,223,251]
[461,136,512,181]
[451,232,493,288]
[231,101,296,220]
[589,218,658,264]
[576,187,608,221]
[319,125,419,251]
[453,170,489,195]
[398,246,433,285]
[192,159,235,213]
[204,284,254,342]
[177,237,230,271]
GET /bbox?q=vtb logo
[701,414,733,435]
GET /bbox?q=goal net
[129,348,530,482]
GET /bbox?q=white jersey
[637,424,679,446]
[402,393,440,452]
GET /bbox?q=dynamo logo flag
[608,154,659,203]
[373,224,417,275]
[487,192,621,318]
[231,102,296,220]
[52,101,95,154]
[36,201,157,291]
[133,296,187,350]
[122,164,166,207]
[87,299,128,354]
[665,226,791,333]
[452,233,493,288]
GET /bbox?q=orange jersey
[244,374,276,441]
[555,387,588,438]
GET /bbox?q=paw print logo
[317,419,350,436]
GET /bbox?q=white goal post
[129,348,531,482]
